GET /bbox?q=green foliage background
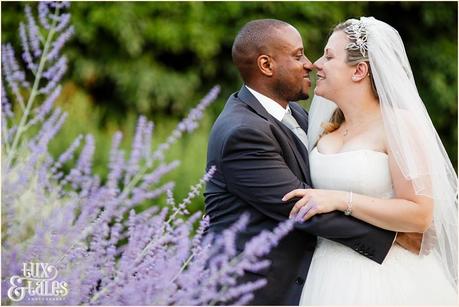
[2,1,457,212]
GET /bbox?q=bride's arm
[284,150,434,233]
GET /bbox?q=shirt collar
[245,85,290,121]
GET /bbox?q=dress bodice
[309,147,394,199]
[301,147,457,305]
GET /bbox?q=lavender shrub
[1,2,293,305]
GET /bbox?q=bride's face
[313,31,355,100]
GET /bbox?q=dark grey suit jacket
[204,85,395,305]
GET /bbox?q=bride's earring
[352,76,357,81]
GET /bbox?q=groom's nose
[303,57,313,71]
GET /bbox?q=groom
[204,19,396,305]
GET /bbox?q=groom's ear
[257,54,274,77]
[352,62,369,81]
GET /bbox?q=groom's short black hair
[232,19,292,82]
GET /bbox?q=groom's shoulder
[217,93,268,126]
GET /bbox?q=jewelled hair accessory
[344,21,368,57]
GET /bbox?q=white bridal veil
[307,17,458,287]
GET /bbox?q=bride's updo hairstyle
[322,19,379,134]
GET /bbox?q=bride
[283,17,458,304]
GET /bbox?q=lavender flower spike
[180,85,221,133]
[19,22,37,73]
[47,26,74,60]
[38,2,51,30]
[152,85,220,161]
[171,165,217,219]
[40,57,68,94]
[1,44,28,109]
[107,131,124,191]
[4,1,73,169]
[125,116,147,182]
[25,5,42,58]
[1,82,13,119]
[244,218,295,258]
[77,134,96,176]
[28,85,62,126]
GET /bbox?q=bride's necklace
[341,109,381,138]
[341,124,358,137]
[341,120,373,137]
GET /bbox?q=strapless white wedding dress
[300,147,458,305]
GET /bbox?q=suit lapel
[290,103,308,132]
[289,104,311,183]
[237,86,310,182]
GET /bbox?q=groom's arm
[220,125,395,264]
[296,212,395,263]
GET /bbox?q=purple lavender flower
[19,22,38,73]
[126,181,174,207]
[140,160,180,188]
[1,82,13,118]
[107,131,125,192]
[55,13,71,32]
[25,5,42,58]
[76,134,95,176]
[223,213,250,257]
[29,85,61,126]
[42,56,67,80]
[61,134,96,191]
[179,85,220,132]
[38,2,51,30]
[40,57,68,94]
[49,2,71,9]
[2,1,73,171]
[51,134,83,174]
[125,116,147,183]
[152,85,220,161]
[143,121,154,161]
[191,215,210,254]
[2,44,28,88]
[1,44,28,107]
[29,107,67,152]
[244,218,295,259]
[220,279,268,303]
[47,26,74,61]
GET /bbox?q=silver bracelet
[344,191,353,216]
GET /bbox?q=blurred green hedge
[2,2,457,175]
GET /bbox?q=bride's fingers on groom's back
[282,189,308,201]
[290,196,311,218]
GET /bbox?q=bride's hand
[282,189,345,222]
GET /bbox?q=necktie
[282,110,309,150]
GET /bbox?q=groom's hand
[395,232,423,254]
